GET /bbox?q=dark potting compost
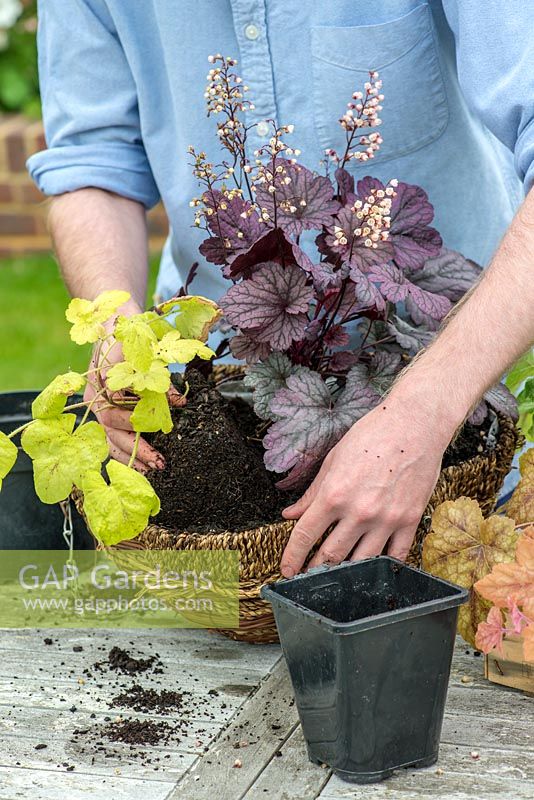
[110,684,186,715]
[146,369,491,535]
[146,369,294,533]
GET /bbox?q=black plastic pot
[261,556,468,783]
[0,392,94,550]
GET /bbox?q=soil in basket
[146,369,294,533]
[146,369,492,534]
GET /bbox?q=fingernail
[281,565,295,578]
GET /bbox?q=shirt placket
[229,0,278,163]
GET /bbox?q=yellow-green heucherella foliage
[1,290,221,546]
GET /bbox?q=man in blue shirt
[28,1,534,574]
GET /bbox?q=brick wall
[0,115,169,259]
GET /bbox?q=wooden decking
[0,629,532,799]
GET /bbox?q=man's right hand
[84,304,185,473]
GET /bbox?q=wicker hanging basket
[73,366,520,644]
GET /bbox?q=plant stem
[128,431,141,468]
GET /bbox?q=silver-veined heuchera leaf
[220,262,313,350]
[369,263,451,321]
[229,332,272,364]
[131,390,173,434]
[368,351,403,394]
[244,352,306,421]
[32,372,86,419]
[81,460,160,545]
[263,368,379,488]
[406,247,482,302]
[255,161,340,238]
[387,315,435,355]
[0,432,17,491]
[350,265,387,312]
[65,290,131,345]
[106,360,171,394]
[21,415,109,504]
[468,383,519,425]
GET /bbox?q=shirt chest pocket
[310,3,448,166]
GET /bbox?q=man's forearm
[388,187,534,437]
[48,188,149,313]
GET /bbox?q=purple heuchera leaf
[355,178,442,270]
[369,263,451,320]
[322,205,394,272]
[406,247,482,302]
[256,161,340,238]
[387,315,435,355]
[243,352,305,421]
[330,350,359,371]
[405,295,441,331]
[264,368,380,488]
[222,227,315,281]
[388,182,442,269]
[469,383,519,425]
[324,324,350,348]
[334,167,355,204]
[220,261,313,350]
[229,332,271,364]
[309,261,349,293]
[368,351,403,393]
[199,191,262,269]
[350,266,387,312]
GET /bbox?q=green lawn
[0,253,161,392]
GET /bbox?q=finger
[282,467,327,519]
[106,439,148,474]
[350,529,391,561]
[306,519,366,569]
[280,501,337,578]
[96,404,135,432]
[107,429,165,470]
[387,526,417,562]
[168,384,186,408]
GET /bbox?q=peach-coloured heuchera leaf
[475,606,505,655]
[422,498,519,646]
[474,528,534,662]
[475,527,534,608]
[505,450,534,525]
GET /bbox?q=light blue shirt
[28,0,533,308]
[27,0,534,495]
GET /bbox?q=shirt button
[244,23,260,40]
[256,120,270,137]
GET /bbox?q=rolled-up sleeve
[443,1,534,193]
[27,0,160,209]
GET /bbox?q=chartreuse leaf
[506,349,534,393]
[114,315,158,371]
[21,415,109,504]
[66,290,130,344]
[82,460,160,545]
[160,295,221,342]
[32,372,86,419]
[138,311,175,340]
[131,391,173,434]
[0,432,18,491]
[106,360,171,394]
[154,331,214,364]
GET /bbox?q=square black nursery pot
[261,556,468,784]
